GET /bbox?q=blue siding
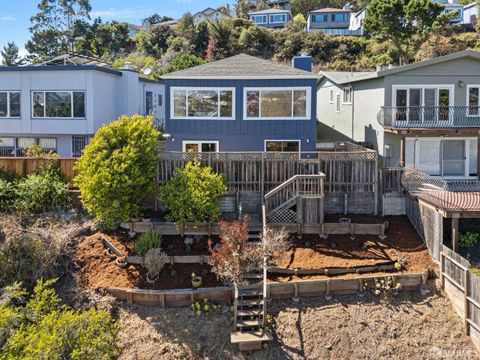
[165,78,317,152]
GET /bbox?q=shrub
[75,115,160,229]
[144,248,169,279]
[159,159,227,226]
[14,172,69,214]
[135,229,163,256]
[0,179,16,212]
[0,279,120,359]
[460,232,479,249]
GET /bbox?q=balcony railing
[378,106,480,129]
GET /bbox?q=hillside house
[248,8,291,28]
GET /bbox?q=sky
[0,0,232,56]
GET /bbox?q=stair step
[238,282,262,290]
[238,299,263,307]
[238,289,263,297]
[244,273,263,279]
[231,331,272,344]
[237,319,262,328]
[238,309,263,317]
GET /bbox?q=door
[424,89,437,122]
[395,89,407,121]
[438,89,451,122]
[408,88,422,122]
[442,140,466,177]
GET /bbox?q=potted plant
[191,272,203,289]
[144,248,168,284]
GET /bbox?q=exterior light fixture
[458,80,465,88]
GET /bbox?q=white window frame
[329,89,334,104]
[170,87,235,120]
[269,13,287,24]
[406,136,477,179]
[342,86,352,104]
[466,84,480,117]
[335,93,340,112]
[31,90,86,119]
[0,91,21,118]
[182,140,220,152]
[250,15,267,24]
[243,87,311,120]
[392,85,455,123]
[264,139,301,152]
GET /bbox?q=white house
[463,2,478,27]
[0,54,165,157]
[192,7,232,25]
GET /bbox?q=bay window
[171,88,234,119]
[245,88,309,119]
[0,91,21,117]
[32,91,85,118]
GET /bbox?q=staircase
[265,174,325,225]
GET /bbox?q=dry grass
[116,283,479,360]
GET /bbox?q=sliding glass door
[442,140,466,177]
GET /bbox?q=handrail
[264,173,325,200]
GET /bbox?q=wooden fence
[441,245,480,350]
[0,157,77,183]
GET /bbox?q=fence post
[374,153,378,216]
[440,250,445,288]
[464,268,470,335]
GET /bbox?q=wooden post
[374,153,378,216]
[452,218,459,252]
[464,269,470,335]
[440,251,445,288]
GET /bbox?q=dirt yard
[116,283,479,360]
[75,216,436,290]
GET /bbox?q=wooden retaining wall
[0,157,77,182]
[440,246,480,351]
[106,271,427,307]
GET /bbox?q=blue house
[307,7,363,36]
[162,54,318,153]
[434,0,465,23]
[248,8,291,28]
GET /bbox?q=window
[171,88,234,119]
[182,141,219,153]
[333,13,348,22]
[342,87,352,104]
[0,91,21,117]
[39,138,57,152]
[265,140,300,152]
[32,91,85,118]
[269,14,286,23]
[251,15,267,24]
[312,14,326,22]
[244,88,309,119]
[329,89,334,104]
[335,93,340,112]
[72,135,90,157]
[158,94,163,106]
[468,86,480,116]
[146,91,153,115]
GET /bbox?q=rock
[128,231,136,239]
[292,296,300,303]
[304,241,312,248]
[330,242,337,249]
[184,237,194,246]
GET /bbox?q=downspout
[351,84,355,140]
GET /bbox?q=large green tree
[364,0,445,64]
[135,24,174,57]
[26,0,92,60]
[1,42,25,66]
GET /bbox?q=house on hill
[193,7,232,25]
[317,50,480,178]
[248,8,291,28]
[307,6,363,36]
[161,53,318,153]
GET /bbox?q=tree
[364,0,444,64]
[192,21,210,57]
[75,115,160,229]
[1,42,24,66]
[143,13,174,26]
[235,0,250,19]
[239,26,275,58]
[159,160,227,226]
[159,53,207,76]
[26,0,92,60]
[136,24,174,57]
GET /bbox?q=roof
[309,7,350,13]
[464,2,477,9]
[249,8,291,15]
[415,191,480,215]
[320,50,480,85]
[162,53,318,80]
[33,53,113,68]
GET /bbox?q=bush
[0,179,16,212]
[75,115,160,229]
[144,248,168,279]
[0,279,120,359]
[13,172,69,214]
[460,232,479,249]
[135,229,163,256]
[159,159,227,226]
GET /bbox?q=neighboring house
[433,0,465,23]
[161,53,318,153]
[307,7,363,36]
[249,0,291,10]
[463,2,478,27]
[249,8,291,28]
[192,7,232,25]
[349,7,367,33]
[127,23,143,39]
[156,19,179,28]
[317,50,480,179]
[0,54,165,157]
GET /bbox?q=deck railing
[378,106,480,129]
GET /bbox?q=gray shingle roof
[162,54,318,80]
[249,8,291,15]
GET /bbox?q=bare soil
[75,216,436,291]
[116,283,479,360]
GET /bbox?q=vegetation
[75,115,160,229]
[459,232,479,249]
[1,42,25,66]
[0,279,120,359]
[135,229,163,256]
[208,217,289,285]
[159,159,227,227]
[144,248,169,280]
